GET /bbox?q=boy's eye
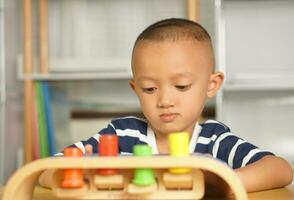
[142,87,157,93]
[175,85,191,91]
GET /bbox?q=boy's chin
[157,125,186,135]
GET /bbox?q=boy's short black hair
[134,18,212,45]
[132,18,215,71]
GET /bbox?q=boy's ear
[129,79,136,92]
[207,72,224,98]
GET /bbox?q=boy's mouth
[160,113,178,122]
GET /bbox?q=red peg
[97,135,119,175]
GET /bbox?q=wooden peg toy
[2,155,248,200]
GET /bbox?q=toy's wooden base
[127,183,158,194]
[52,169,204,199]
[94,174,124,189]
[54,185,88,198]
[2,185,294,200]
[2,155,248,200]
[163,172,193,189]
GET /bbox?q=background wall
[1,0,23,184]
[216,0,294,166]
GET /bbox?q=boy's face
[130,40,223,137]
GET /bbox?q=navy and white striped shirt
[69,116,274,169]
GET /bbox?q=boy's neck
[153,124,196,154]
[155,134,170,154]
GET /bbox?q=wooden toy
[2,155,247,200]
[3,132,247,199]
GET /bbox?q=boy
[40,18,293,194]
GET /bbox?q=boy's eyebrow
[171,72,193,79]
[137,76,157,82]
[137,73,194,82]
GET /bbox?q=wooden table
[1,185,294,200]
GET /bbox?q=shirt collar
[146,122,202,154]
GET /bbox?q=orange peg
[61,147,84,188]
[97,135,119,175]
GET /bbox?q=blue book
[42,81,56,156]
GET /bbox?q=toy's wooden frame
[3,155,247,200]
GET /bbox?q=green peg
[132,144,156,186]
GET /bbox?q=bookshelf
[22,0,201,163]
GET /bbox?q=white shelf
[223,83,294,91]
[19,72,132,81]
[48,58,130,73]
[17,55,132,80]
[223,74,294,91]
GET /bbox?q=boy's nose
[157,89,174,108]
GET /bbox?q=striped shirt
[67,116,274,169]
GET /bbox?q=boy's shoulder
[199,119,231,137]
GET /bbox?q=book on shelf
[31,86,40,159]
[35,81,49,158]
[42,81,56,156]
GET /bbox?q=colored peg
[132,144,156,185]
[168,132,191,173]
[61,147,84,188]
[97,134,119,175]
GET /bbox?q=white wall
[1,0,23,184]
[217,0,294,166]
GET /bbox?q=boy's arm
[235,155,293,192]
[38,144,94,188]
[203,155,293,197]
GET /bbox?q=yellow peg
[168,132,191,173]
